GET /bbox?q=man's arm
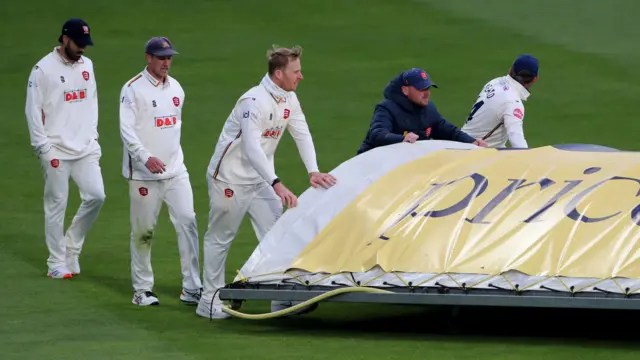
[368,106,404,145]
[24,66,51,156]
[119,85,152,164]
[238,99,279,184]
[502,102,528,148]
[286,98,320,174]
[430,103,476,143]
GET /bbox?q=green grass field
[3,0,640,359]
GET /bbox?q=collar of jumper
[261,73,287,103]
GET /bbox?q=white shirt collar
[143,67,170,88]
[505,75,530,101]
[260,73,288,103]
[53,46,84,66]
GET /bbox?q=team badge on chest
[82,71,90,81]
[173,97,180,107]
[283,108,290,119]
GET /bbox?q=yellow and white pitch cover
[235,140,640,295]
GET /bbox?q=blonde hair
[267,44,302,75]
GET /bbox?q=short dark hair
[267,45,302,76]
[509,68,536,85]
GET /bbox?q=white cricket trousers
[201,173,282,302]
[128,171,202,293]
[40,147,105,271]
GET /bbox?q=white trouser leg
[41,153,72,270]
[247,182,282,242]
[65,147,106,256]
[129,179,163,293]
[164,172,202,291]
[202,175,254,302]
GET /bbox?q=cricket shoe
[66,253,80,276]
[47,267,73,279]
[195,298,230,320]
[270,300,318,316]
[180,288,202,304]
[132,291,160,306]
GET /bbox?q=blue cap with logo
[402,68,438,90]
[145,37,179,57]
[512,54,539,76]
[58,18,93,47]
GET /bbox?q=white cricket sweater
[25,47,100,159]
[461,75,530,148]
[207,74,319,185]
[119,68,187,181]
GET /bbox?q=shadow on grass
[6,240,640,352]
[84,269,640,349]
[218,302,640,348]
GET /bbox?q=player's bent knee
[45,192,68,208]
[173,210,196,226]
[84,190,106,205]
[133,228,155,245]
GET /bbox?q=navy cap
[58,18,93,47]
[145,37,179,57]
[512,54,539,76]
[402,68,438,90]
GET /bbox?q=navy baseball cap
[402,68,438,90]
[58,18,93,47]
[145,37,179,57]
[512,54,539,76]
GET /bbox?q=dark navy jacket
[357,73,476,155]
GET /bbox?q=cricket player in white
[25,18,106,279]
[119,37,202,306]
[196,45,337,319]
[461,54,539,148]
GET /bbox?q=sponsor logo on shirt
[155,115,178,129]
[64,89,87,102]
[262,125,283,139]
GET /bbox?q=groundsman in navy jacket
[357,68,487,155]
